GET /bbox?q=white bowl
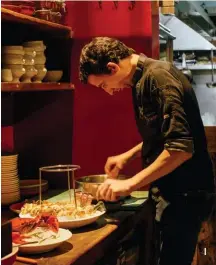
[34,55,46,64]
[44,70,63,82]
[21,66,38,83]
[4,64,24,70]
[32,65,47,83]
[2,54,25,65]
[23,41,46,52]
[23,47,36,57]
[2,46,24,55]
[23,57,35,65]
[23,41,44,47]
[1,69,13,82]
[5,66,26,83]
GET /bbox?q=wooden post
[160,0,175,15]
[166,39,173,63]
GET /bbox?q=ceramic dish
[10,202,25,214]
[16,228,72,254]
[20,210,105,229]
[19,179,48,196]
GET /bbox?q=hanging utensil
[206,49,216,88]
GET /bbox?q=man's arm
[124,142,143,161]
[129,149,192,191]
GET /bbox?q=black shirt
[131,54,215,198]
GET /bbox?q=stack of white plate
[1,153,20,205]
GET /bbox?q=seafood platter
[17,165,106,229]
[12,213,72,254]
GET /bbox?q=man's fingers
[108,166,120,179]
[110,191,118,202]
[100,184,110,199]
[104,163,113,175]
[105,188,113,201]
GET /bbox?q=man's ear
[107,62,120,74]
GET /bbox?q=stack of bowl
[23,41,47,83]
[21,47,38,83]
[2,46,26,83]
[1,153,20,205]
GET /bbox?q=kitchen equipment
[39,164,80,206]
[76,174,129,199]
[206,49,216,88]
[181,53,193,83]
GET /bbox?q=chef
[79,37,215,265]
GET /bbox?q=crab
[12,213,59,235]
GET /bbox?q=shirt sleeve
[149,67,194,154]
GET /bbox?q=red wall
[66,1,159,178]
[1,126,14,152]
[1,1,159,184]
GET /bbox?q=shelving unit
[1,6,75,189]
[1,7,74,92]
[1,7,72,38]
[175,64,216,70]
[1,82,75,92]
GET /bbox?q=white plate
[1,177,19,182]
[57,210,106,228]
[17,228,72,254]
[20,210,106,229]
[1,187,19,192]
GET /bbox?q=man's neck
[122,54,140,87]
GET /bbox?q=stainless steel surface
[76,174,129,198]
[159,22,176,40]
[206,49,216,88]
[161,14,216,51]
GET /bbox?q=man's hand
[105,143,143,178]
[96,178,133,201]
[105,154,129,178]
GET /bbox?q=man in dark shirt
[79,37,215,265]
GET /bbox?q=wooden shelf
[1,82,75,92]
[1,7,73,38]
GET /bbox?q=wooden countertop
[2,198,148,265]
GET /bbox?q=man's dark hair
[79,37,135,83]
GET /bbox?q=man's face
[87,62,130,95]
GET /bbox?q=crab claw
[46,215,59,233]
[37,213,59,233]
[12,232,31,244]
